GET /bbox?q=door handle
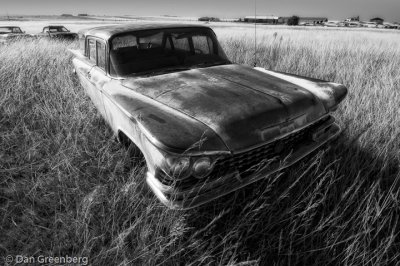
[87,72,91,79]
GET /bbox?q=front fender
[103,82,229,156]
[254,67,348,112]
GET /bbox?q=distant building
[78,14,88,17]
[370,17,384,24]
[244,15,280,24]
[61,14,73,17]
[242,15,327,25]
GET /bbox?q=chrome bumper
[146,122,341,210]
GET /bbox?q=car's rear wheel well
[118,131,146,167]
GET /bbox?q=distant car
[323,21,339,27]
[0,26,31,44]
[36,25,78,40]
[346,22,361,27]
[70,24,347,209]
[362,22,378,28]
[382,23,397,29]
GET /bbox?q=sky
[3,0,400,22]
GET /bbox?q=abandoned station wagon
[71,24,347,209]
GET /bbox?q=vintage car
[36,25,78,40]
[361,22,378,28]
[323,21,340,27]
[0,26,31,44]
[70,24,347,209]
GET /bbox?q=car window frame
[86,36,108,75]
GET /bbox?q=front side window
[97,41,106,70]
[88,39,96,63]
[109,28,229,77]
[192,35,213,54]
[172,35,190,51]
[12,27,22,33]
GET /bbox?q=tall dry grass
[0,27,399,265]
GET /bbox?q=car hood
[121,64,327,151]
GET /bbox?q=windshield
[109,28,230,77]
[0,27,22,34]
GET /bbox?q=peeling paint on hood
[121,64,327,151]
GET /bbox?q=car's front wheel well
[117,130,146,167]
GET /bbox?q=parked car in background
[362,22,378,28]
[345,22,361,27]
[0,26,31,44]
[70,24,348,209]
[36,25,78,40]
[323,21,339,27]
[383,23,398,29]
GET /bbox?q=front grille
[213,116,330,178]
[158,116,331,190]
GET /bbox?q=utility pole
[254,0,257,67]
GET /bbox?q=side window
[172,36,190,52]
[192,35,213,54]
[96,41,106,70]
[88,39,96,63]
[112,35,137,50]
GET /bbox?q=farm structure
[370,17,384,24]
[242,16,327,25]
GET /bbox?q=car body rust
[70,23,348,209]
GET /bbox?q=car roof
[0,26,21,28]
[79,23,212,40]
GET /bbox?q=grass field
[1,21,399,265]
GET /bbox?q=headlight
[192,157,213,179]
[165,156,192,180]
[163,155,216,180]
